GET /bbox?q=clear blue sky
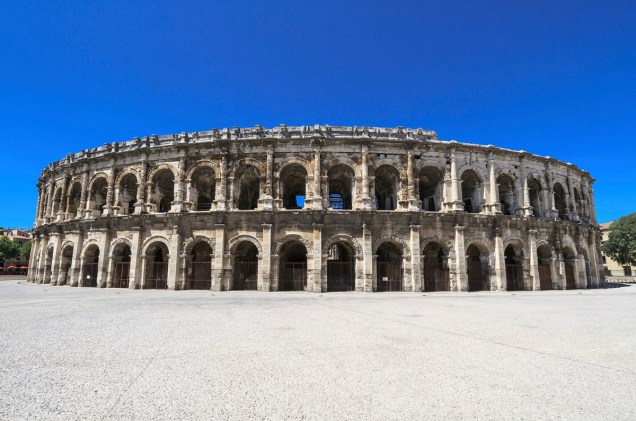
[1,0,634,228]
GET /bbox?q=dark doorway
[376,242,403,291]
[327,242,354,291]
[279,242,307,291]
[233,242,258,290]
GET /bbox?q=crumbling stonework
[28,125,604,292]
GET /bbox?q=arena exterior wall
[28,125,604,292]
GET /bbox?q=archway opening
[145,243,169,289]
[461,170,482,213]
[279,241,307,291]
[67,182,82,218]
[466,244,490,291]
[52,188,63,217]
[505,245,524,291]
[236,165,260,210]
[327,241,354,291]
[563,247,576,290]
[553,183,567,220]
[537,245,553,290]
[59,245,74,286]
[190,242,212,290]
[528,178,543,217]
[497,174,515,216]
[280,164,307,209]
[119,174,138,215]
[374,165,399,210]
[327,165,353,210]
[112,243,131,288]
[233,242,258,290]
[153,170,175,213]
[418,167,442,212]
[89,178,108,217]
[44,246,54,284]
[376,242,403,292]
[422,242,449,292]
[191,167,216,211]
[82,245,100,287]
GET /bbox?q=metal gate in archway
[538,265,552,290]
[83,262,98,287]
[377,261,403,292]
[113,262,130,288]
[233,261,257,290]
[280,262,306,291]
[327,261,354,292]
[565,265,576,289]
[505,264,523,291]
[146,262,168,289]
[190,261,212,290]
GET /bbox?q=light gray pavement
[1,278,635,420]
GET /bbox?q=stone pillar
[50,233,63,285]
[36,234,49,284]
[454,225,467,291]
[215,154,227,211]
[45,180,55,223]
[310,224,323,292]
[212,224,225,291]
[128,227,142,289]
[450,153,464,212]
[34,184,43,225]
[260,224,272,291]
[27,236,40,283]
[406,152,420,211]
[258,150,274,210]
[488,157,501,214]
[56,177,69,222]
[311,150,323,209]
[70,231,84,287]
[167,225,180,289]
[96,229,111,287]
[359,145,372,210]
[410,225,422,291]
[78,167,89,219]
[493,229,505,290]
[588,186,597,224]
[103,161,117,216]
[172,154,186,212]
[135,157,148,214]
[527,230,540,290]
[566,173,579,222]
[362,223,373,292]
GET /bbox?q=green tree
[0,236,19,261]
[602,213,636,266]
[18,240,32,261]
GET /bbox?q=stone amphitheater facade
[28,125,604,292]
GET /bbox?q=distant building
[0,228,32,246]
[600,222,636,282]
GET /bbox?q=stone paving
[1,277,635,420]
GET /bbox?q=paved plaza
[1,277,635,420]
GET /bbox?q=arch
[527,176,544,217]
[370,158,405,177]
[88,175,109,216]
[274,234,312,255]
[232,240,259,290]
[418,166,444,212]
[503,237,527,255]
[87,172,109,192]
[279,163,308,209]
[186,160,221,181]
[326,163,355,210]
[372,235,411,258]
[228,158,266,180]
[52,185,64,216]
[188,241,213,290]
[147,163,178,182]
[227,234,263,255]
[465,241,491,292]
[81,239,100,255]
[553,182,568,219]
[66,181,82,217]
[322,158,362,179]
[58,242,74,286]
[376,241,404,292]
[150,167,175,213]
[115,168,141,186]
[562,244,577,290]
[323,234,362,260]
[422,240,450,292]
[143,240,170,289]
[497,173,516,216]
[278,240,308,291]
[273,157,312,178]
[374,164,400,210]
[81,243,100,288]
[504,243,525,291]
[182,235,215,255]
[109,238,133,257]
[460,169,483,213]
[110,239,132,288]
[141,236,171,257]
[234,164,261,210]
[118,173,139,215]
[190,165,216,211]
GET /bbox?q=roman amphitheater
[28,125,604,292]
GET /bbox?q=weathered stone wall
[28,125,603,292]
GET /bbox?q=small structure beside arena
[28,125,604,292]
